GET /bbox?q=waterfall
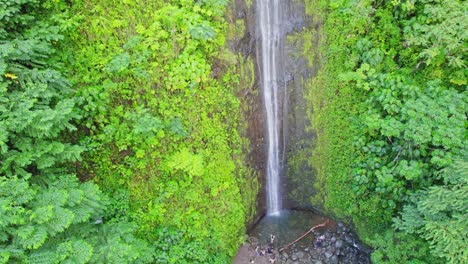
[258,0,282,215]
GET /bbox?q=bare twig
[392,147,404,164]
[279,220,329,252]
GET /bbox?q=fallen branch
[279,220,329,252]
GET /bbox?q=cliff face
[226,0,323,222]
[224,0,264,225]
[281,0,319,210]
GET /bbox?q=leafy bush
[152,227,228,264]
[0,0,81,179]
[307,0,467,260]
[0,1,153,263]
[394,160,468,264]
[0,176,154,264]
[370,230,441,264]
[350,68,466,211]
[58,0,254,261]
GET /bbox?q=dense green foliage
[395,160,468,263]
[0,176,153,263]
[307,0,466,262]
[1,0,255,263]
[0,1,153,263]
[58,0,252,261]
[369,230,440,264]
[0,0,81,179]
[62,0,253,262]
[3,0,466,262]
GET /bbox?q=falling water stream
[258,0,282,215]
[233,2,372,263]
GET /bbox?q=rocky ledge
[234,222,371,264]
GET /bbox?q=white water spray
[258,0,282,215]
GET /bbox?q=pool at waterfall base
[234,210,371,264]
[249,210,334,248]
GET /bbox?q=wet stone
[330,255,339,264]
[344,234,353,243]
[236,212,371,264]
[335,240,344,248]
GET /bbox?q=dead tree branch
[279,220,329,252]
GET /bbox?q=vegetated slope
[1,0,256,263]
[0,1,152,263]
[306,0,466,263]
[59,0,256,262]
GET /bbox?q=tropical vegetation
[307,0,466,263]
[1,0,466,263]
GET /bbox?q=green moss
[304,2,466,264]
[287,141,316,207]
[234,55,260,224]
[304,0,385,234]
[245,0,253,9]
[60,0,257,261]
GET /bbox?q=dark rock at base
[330,255,338,264]
[344,234,353,243]
[237,218,371,264]
[335,239,344,248]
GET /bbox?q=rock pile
[234,222,370,264]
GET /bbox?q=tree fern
[1,1,154,263]
[395,159,468,264]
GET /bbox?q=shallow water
[249,210,336,249]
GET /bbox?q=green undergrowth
[306,0,466,263]
[1,1,154,262]
[306,0,373,226]
[54,0,256,262]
